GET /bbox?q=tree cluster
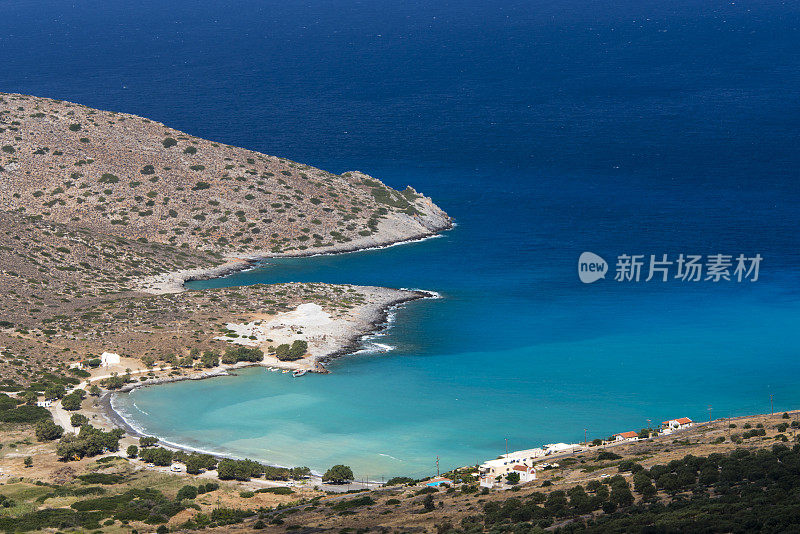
[274,340,308,361]
[56,425,123,460]
[220,346,263,364]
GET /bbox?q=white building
[36,400,52,408]
[662,417,693,432]
[478,443,580,488]
[613,431,639,442]
[543,443,579,455]
[479,448,546,479]
[100,352,121,367]
[511,464,537,483]
[479,464,536,489]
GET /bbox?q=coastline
[136,219,453,295]
[98,288,440,461]
[103,213,453,473]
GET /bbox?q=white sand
[215,303,354,370]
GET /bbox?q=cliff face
[0,93,452,257]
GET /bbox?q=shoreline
[105,217,452,473]
[136,221,453,294]
[98,289,440,467]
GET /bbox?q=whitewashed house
[613,431,639,442]
[480,465,536,489]
[36,399,52,408]
[511,464,537,483]
[100,352,121,367]
[478,443,579,488]
[479,448,546,479]
[661,417,693,432]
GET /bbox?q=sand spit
[135,218,451,295]
[135,258,254,294]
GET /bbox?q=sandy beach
[88,286,436,450]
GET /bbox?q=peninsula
[0,92,452,387]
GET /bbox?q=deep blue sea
[4,0,799,478]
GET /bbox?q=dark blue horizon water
[5,0,800,476]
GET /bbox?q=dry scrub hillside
[0,93,450,256]
[0,270,407,388]
[0,210,222,328]
[0,210,417,388]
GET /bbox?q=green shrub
[162,137,177,148]
[61,392,83,411]
[35,420,64,441]
[176,452,216,474]
[274,340,307,361]
[77,473,126,484]
[330,495,374,511]
[210,507,254,525]
[139,447,173,466]
[217,458,264,481]
[0,405,50,423]
[220,346,263,364]
[176,485,198,501]
[197,482,219,494]
[322,464,353,484]
[57,425,123,461]
[0,507,102,532]
[139,436,158,447]
[596,450,622,461]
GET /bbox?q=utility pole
[584,428,588,446]
[770,394,774,415]
[646,419,652,439]
[708,405,713,422]
[436,456,440,477]
[505,438,509,458]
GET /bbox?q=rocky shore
[136,220,452,295]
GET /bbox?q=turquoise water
[112,216,800,477]
[6,0,798,478]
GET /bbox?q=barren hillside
[0,93,451,256]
